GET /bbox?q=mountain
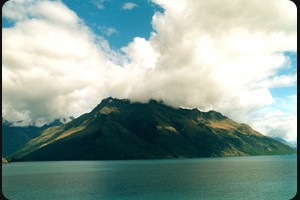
[2,117,74,156]
[2,119,43,157]
[273,137,297,148]
[8,98,296,161]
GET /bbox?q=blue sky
[2,0,297,143]
[61,0,163,49]
[2,0,161,49]
[270,51,297,97]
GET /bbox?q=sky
[2,0,297,144]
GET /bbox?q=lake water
[2,155,297,200]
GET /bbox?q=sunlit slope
[2,118,71,156]
[8,98,296,161]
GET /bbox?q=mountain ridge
[7,97,296,161]
[2,117,74,156]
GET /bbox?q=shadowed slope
[8,98,296,161]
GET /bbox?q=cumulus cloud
[246,95,297,142]
[112,0,296,109]
[122,2,138,10]
[2,0,119,125]
[110,0,297,141]
[2,0,297,142]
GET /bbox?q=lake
[2,155,297,200]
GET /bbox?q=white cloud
[93,0,107,10]
[247,95,297,142]
[2,0,79,25]
[121,37,158,69]
[112,0,297,140]
[2,0,119,125]
[2,0,297,142]
[115,0,297,111]
[122,2,138,10]
[250,112,297,143]
[98,26,117,37]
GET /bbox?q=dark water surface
[2,155,297,200]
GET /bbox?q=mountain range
[2,117,73,156]
[5,97,296,161]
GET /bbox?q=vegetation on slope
[8,98,296,161]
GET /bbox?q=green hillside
[2,118,66,156]
[8,98,296,161]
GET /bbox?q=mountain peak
[205,110,228,120]
[7,98,296,161]
[100,97,130,106]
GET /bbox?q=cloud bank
[2,0,297,142]
[2,0,118,125]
